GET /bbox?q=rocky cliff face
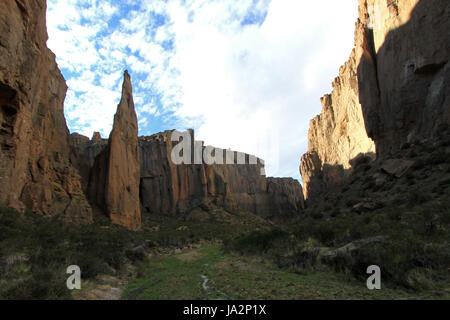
[358,0,449,155]
[299,13,377,199]
[266,178,305,220]
[71,132,107,168]
[138,130,305,220]
[301,0,449,200]
[1,0,302,229]
[139,130,208,215]
[300,91,376,199]
[0,0,92,223]
[88,71,141,231]
[74,129,304,220]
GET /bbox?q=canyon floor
[121,244,448,300]
[1,192,448,300]
[2,133,450,300]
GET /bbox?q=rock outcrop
[88,71,141,230]
[301,0,449,200]
[1,0,302,228]
[138,130,305,220]
[138,130,209,215]
[71,132,107,167]
[266,178,305,219]
[74,129,305,220]
[0,0,92,223]
[357,0,449,155]
[300,25,376,199]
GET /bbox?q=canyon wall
[301,0,449,200]
[139,130,211,216]
[74,129,305,221]
[0,0,92,223]
[358,0,449,155]
[0,0,142,230]
[139,130,305,220]
[0,0,303,227]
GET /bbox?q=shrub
[412,159,426,170]
[438,178,450,187]
[428,151,447,165]
[345,198,358,207]
[312,222,336,247]
[125,247,147,263]
[407,149,418,158]
[407,190,432,206]
[4,265,72,300]
[401,143,411,150]
[275,248,320,271]
[223,228,290,256]
[311,212,324,220]
[323,235,449,290]
[331,209,341,218]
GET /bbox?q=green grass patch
[123,245,225,300]
[0,205,269,300]
[123,245,449,300]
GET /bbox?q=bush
[323,235,449,290]
[223,228,290,256]
[407,190,432,205]
[275,248,320,271]
[428,151,447,165]
[312,222,337,247]
[345,198,358,208]
[311,212,324,220]
[412,158,426,170]
[0,208,139,299]
[125,247,147,263]
[401,143,411,150]
[4,265,72,300]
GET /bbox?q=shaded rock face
[357,0,449,155]
[69,132,108,197]
[139,130,208,215]
[88,71,141,230]
[301,0,449,200]
[138,130,304,220]
[0,0,92,223]
[71,132,107,166]
[266,178,305,221]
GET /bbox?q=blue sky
[46,0,358,181]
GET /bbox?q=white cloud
[155,0,359,179]
[47,0,358,180]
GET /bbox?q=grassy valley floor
[122,244,449,300]
[1,202,449,300]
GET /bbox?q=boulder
[352,199,382,214]
[381,159,415,178]
[322,236,388,264]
